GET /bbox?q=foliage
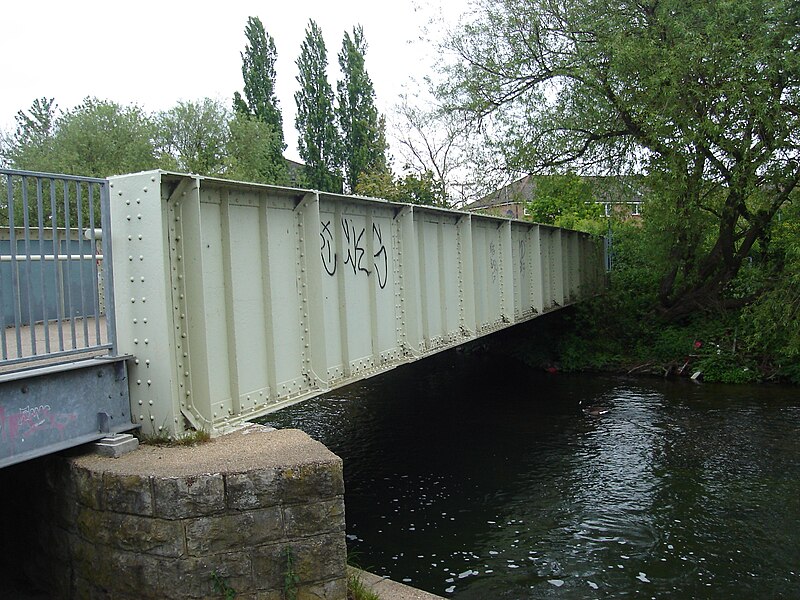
[210,570,237,599]
[155,98,230,176]
[524,173,606,234]
[3,97,158,177]
[233,16,287,183]
[283,547,299,600]
[347,571,380,600]
[295,20,342,193]
[740,198,800,382]
[337,25,388,193]
[393,93,472,206]
[234,17,283,130]
[225,113,289,185]
[355,168,447,206]
[440,0,800,320]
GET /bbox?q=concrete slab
[350,567,446,600]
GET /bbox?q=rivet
[128,235,132,241]
[145,359,150,366]
[150,415,155,420]
[138,400,143,405]
[139,255,144,261]
[131,298,136,303]
[144,339,149,344]
[126,215,131,221]
[136,379,141,385]
[130,277,135,282]
[147,380,152,386]
[142,297,146,302]
[143,187,148,192]
[149,400,153,405]
[139,415,144,420]
[140,276,145,282]
[128,255,133,261]
[138,234,143,240]
[133,338,139,344]
[137,214,142,220]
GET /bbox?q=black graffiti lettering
[342,218,370,275]
[373,223,388,289]
[320,220,336,276]
[321,219,389,290]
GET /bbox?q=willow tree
[336,25,388,193]
[295,19,341,192]
[440,0,800,319]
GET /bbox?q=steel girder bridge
[1,169,605,467]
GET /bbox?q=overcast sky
[1,0,470,162]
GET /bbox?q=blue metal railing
[1,168,117,369]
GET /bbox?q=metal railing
[1,168,117,369]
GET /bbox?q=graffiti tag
[320,219,389,289]
[489,241,499,283]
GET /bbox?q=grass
[348,570,381,600]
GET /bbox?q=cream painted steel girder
[109,172,605,437]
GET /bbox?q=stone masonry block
[153,473,225,519]
[225,468,281,510]
[76,506,185,557]
[283,496,346,538]
[103,472,153,515]
[279,461,344,504]
[101,547,166,598]
[72,463,106,510]
[250,543,287,591]
[290,533,347,583]
[256,533,346,586]
[297,577,348,600]
[185,506,284,556]
[156,551,254,599]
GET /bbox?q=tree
[225,112,288,185]
[294,19,341,193]
[336,25,389,192]
[235,17,283,129]
[1,97,58,168]
[392,92,471,206]
[3,97,158,177]
[156,98,230,176]
[233,16,287,184]
[525,173,604,232]
[440,0,800,319]
[355,169,447,206]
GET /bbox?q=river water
[262,349,800,599]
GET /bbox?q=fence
[0,168,117,368]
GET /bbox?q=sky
[1,0,470,162]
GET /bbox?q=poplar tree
[232,16,288,184]
[294,20,341,193]
[336,25,388,193]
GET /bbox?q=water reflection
[262,352,800,599]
